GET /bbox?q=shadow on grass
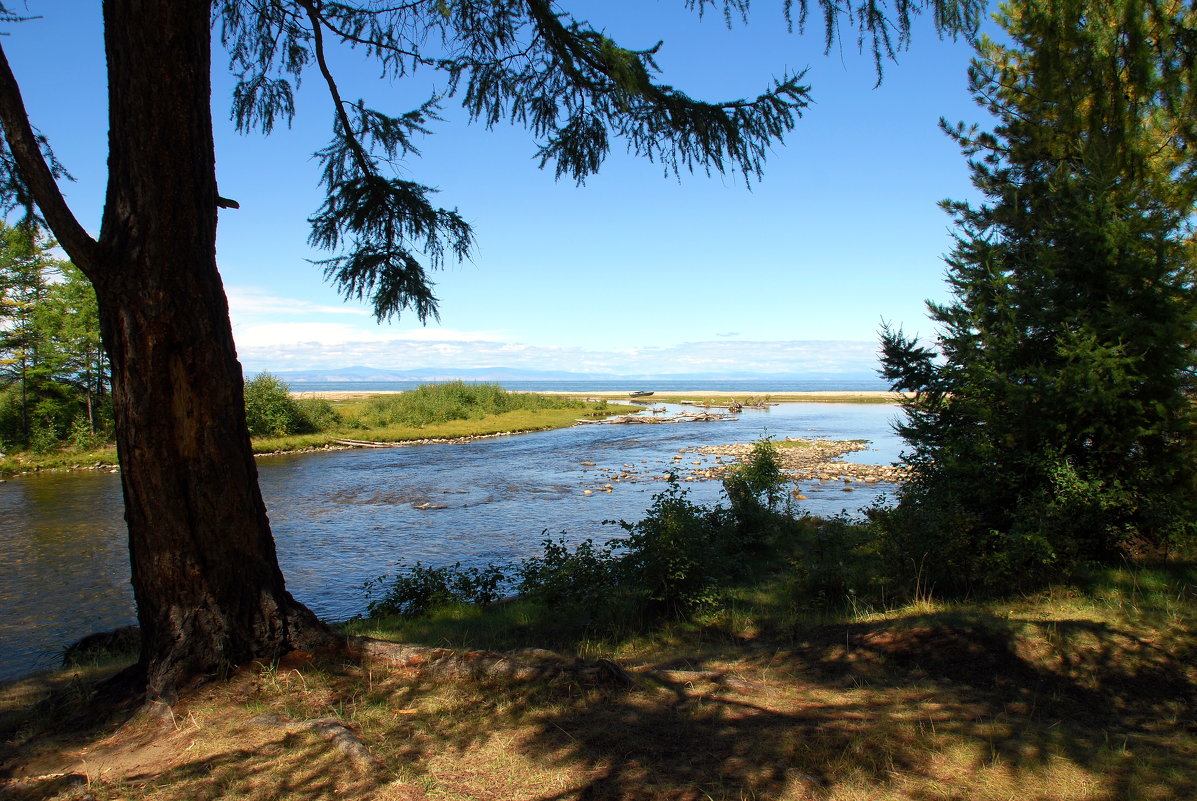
[4,599,1195,800]
[475,613,1197,800]
[345,606,1196,799]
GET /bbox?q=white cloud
[226,286,509,347]
[223,289,882,376]
[226,287,371,317]
[234,335,882,376]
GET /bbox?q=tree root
[250,714,382,770]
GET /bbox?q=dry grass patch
[4,611,1195,800]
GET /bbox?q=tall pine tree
[880,0,1197,592]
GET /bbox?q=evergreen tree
[0,222,109,448]
[880,0,1197,593]
[0,221,61,445]
[36,262,109,440]
[0,1,980,700]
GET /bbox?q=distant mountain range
[254,365,882,383]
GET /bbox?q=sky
[0,1,991,378]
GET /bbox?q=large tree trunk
[87,0,332,702]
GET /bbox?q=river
[0,401,905,681]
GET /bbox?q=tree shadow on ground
[551,615,1194,799]
[346,608,1196,800]
[2,609,1195,801]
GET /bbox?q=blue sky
[2,2,988,377]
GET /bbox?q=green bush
[294,396,341,432]
[724,439,786,511]
[790,513,887,606]
[608,479,730,617]
[243,373,308,437]
[365,440,810,624]
[28,418,59,454]
[352,380,579,429]
[723,438,789,546]
[517,535,621,611]
[366,561,509,618]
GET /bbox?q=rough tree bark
[0,0,333,702]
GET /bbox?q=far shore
[294,389,909,404]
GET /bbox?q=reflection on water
[0,402,903,680]
[0,471,133,679]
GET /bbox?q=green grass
[251,403,625,454]
[3,489,1194,801]
[6,550,1192,801]
[257,382,629,453]
[0,443,118,477]
[0,385,631,475]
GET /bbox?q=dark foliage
[877,0,1197,594]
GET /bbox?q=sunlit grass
[0,443,118,477]
[250,404,624,454]
[0,385,633,475]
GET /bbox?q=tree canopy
[214,0,981,321]
[880,0,1197,593]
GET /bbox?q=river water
[0,402,905,681]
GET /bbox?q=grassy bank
[250,404,621,454]
[3,557,1193,801]
[4,451,1193,801]
[0,383,628,477]
[0,443,118,478]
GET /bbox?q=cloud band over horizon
[234,336,883,376]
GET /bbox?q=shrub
[28,417,59,454]
[365,442,806,625]
[366,561,509,618]
[294,396,341,432]
[67,415,100,450]
[608,478,729,617]
[791,513,887,605]
[517,535,621,611]
[243,373,307,437]
[723,438,789,546]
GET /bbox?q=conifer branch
[298,0,375,178]
[0,42,96,276]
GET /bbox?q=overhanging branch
[0,41,97,275]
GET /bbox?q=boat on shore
[629,390,655,397]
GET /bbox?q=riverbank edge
[0,402,630,480]
[0,392,907,479]
[3,563,1193,801]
